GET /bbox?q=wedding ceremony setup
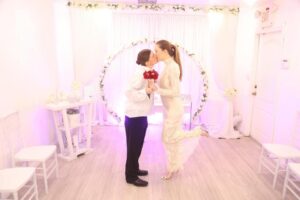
[1,0,300,199]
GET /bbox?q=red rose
[151,70,159,80]
[143,69,159,80]
[143,71,150,79]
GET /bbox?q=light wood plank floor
[40,125,296,200]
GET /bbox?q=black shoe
[127,178,148,187]
[138,169,148,176]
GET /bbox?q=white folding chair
[259,143,300,188]
[0,167,38,200]
[13,146,58,194]
[2,111,58,194]
[283,163,300,199]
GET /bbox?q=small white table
[46,98,94,161]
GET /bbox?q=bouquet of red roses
[143,69,159,89]
[143,69,159,80]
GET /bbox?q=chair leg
[33,173,39,200]
[273,159,281,188]
[282,167,290,199]
[13,192,18,200]
[55,152,59,178]
[42,162,49,194]
[258,147,264,173]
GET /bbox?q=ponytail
[171,45,182,80]
[156,40,183,80]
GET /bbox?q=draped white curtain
[70,9,211,84]
[66,7,239,133]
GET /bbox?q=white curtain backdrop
[64,7,239,136]
[69,9,210,84]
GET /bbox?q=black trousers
[125,116,148,182]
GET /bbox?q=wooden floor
[39,125,296,200]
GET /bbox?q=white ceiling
[98,0,242,6]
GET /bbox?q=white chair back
[0,111,24,169]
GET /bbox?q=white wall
[0,0,19,119]
[0,0,58,168]
[234,0,300,145]
[270,0,300,146]
[53,1,75,92]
